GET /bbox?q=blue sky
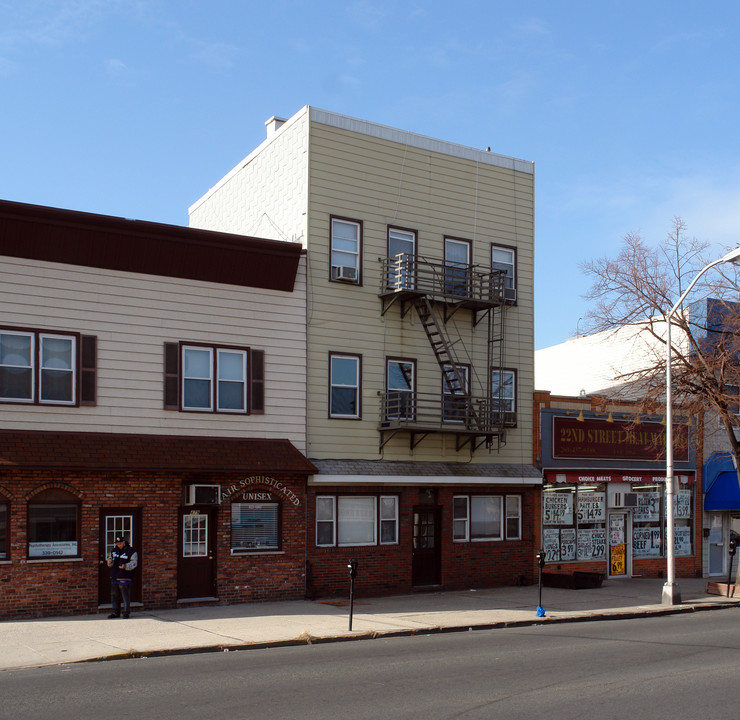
[2,1,740,349]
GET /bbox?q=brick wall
[0,470,308,620]
[305,484,540,599]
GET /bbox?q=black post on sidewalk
[727,539,737,598]
[536,549,546,616]
[347,559,358,630]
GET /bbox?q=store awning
[705,471,740,511]
[703,451,740,512]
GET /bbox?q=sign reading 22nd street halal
[552,416,689,462]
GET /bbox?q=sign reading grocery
[552,416,689,462]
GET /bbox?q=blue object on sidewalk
[536,606,546,617]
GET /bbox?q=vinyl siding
[0,255,307,451]
[305,119,534,464]
[189,107,535,468]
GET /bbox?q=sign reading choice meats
[553,416,689,462]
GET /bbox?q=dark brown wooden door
[98,508,142,606]
[177,507,217,599]
[412,506,441,586]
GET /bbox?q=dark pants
[110,581,131,617]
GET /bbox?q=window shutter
[80,335,97,406]
[164,342,180,410]
[250,349,265,413]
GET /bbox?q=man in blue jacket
[107,535,138,619]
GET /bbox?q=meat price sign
[553,416,688,462]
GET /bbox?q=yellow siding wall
[306,119,534,464]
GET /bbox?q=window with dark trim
[442,363,470,423]
[0,497,7,560]
[316,495,399,547]
[0,327,96,406]
[491,368,516,413]
[329,353,361,418]
[163,342,264,414]
[386,357,415,420]
[387,226,416,290]
[453,494,522,542]
[27,489,80,558]
[330,216,362,284]
[491,244,517,302]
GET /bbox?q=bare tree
[581,218,740,575]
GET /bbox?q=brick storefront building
[0,199,313,619]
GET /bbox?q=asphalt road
[3,608,739,720]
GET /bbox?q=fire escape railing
[377,253,513,452]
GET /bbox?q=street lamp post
[663,247,740,606]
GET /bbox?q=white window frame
[387,227,416,290]
[454,495,516,542]
[330,354,360,418]
[316,495,399,547]
[0,329,79,406]
[182,345,249,414]
[453,495,469,541]
[316,496,336,547]
[491,245,516,290]
[386,358,414,420]
[216,348,247,413]
[491,369,516,413]
[0,330,35,403]
[39,333,76,405]
[182,346,214,411]
[379,495,399,545]
[331,217,361,283]
[506,495,522,540]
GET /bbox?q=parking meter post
[535,549,546,615]
[348,559,358,630]
[727,540,737,598]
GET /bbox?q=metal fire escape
[378,253,514,452]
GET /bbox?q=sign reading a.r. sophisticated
[552,416,689,462]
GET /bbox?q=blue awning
[703,451,740,511]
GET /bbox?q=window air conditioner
[503,287,517,302]
[611,492,638,508]
[186,484,221,505]
[332,265,357,282]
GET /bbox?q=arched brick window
[27,488,80,559]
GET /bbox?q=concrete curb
[72,599,740,666]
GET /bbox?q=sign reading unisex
[553,417,689,462]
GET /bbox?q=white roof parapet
[309,107,534,175]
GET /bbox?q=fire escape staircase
[378,254,511,453]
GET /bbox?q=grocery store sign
[552,416,689,462]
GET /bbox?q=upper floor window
[387,227,416,290]
[386,358,415,420]
[329,353,360,418]
[442,364,470,423]
[491,245,516,301]
[163,342,264,414]
[444,237,471,296]
[491,368,516,413]
[330,217,362,284]
[0,328,96,406]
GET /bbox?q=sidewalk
[2,577,738,671]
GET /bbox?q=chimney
[265,116,287,139]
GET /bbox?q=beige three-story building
[190,107,540,596]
